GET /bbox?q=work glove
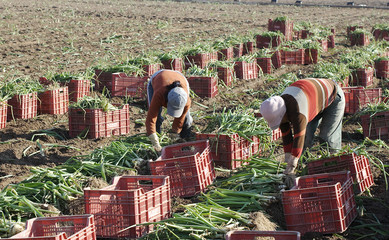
[149,133,162,152]
[283,153,299,175]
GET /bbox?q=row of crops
[0,16,389,239]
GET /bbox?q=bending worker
[146,69,193,152]
[260,78,345,175]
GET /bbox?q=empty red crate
[68,79,90,103]
[161,58,183,72]
[375,59,389,79]
[188,76,218,98]
[0,100,7,129]
[234,62,258,80]
[8,93,38,120]
[307,153,374,194]
[84,175,171,239]
[38,87,69,115]
[257,57,272,74]
[225,230,301,240]
[350,33,370,46]
[233,43,243,58]
[68,104,130,139]
[111,73,148,98]
[143,64,160,76]
[256,35,282,49]
[185,53,209,69]
[196,133,260,169]
[9,215,96,240]
[304,48,319,65]
[149,140,215,197]
[268,19,294,41]
[342,87,381,114]
[281,49,305,65]
[361,111,389,141]
[217,67,234,87]
[282,171,357,235]
[218,47,234,60]
[350,68,374,87]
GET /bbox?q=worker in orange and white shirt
[146,69,193,152]
[260,78,345,175]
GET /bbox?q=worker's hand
[283,153,299,175]
[148,133,162,152]
[168,132,181,142]
[283,174,296,190]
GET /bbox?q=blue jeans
[304,84,345,152]
[147,70,193,136]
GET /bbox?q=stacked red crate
[350,68,374,87]
[149,140,215,197]
[84,176,171,239]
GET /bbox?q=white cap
[167,87,188,118]
[260,96,286,130]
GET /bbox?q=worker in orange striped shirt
[260,78,345,175]
[146,69,193,152]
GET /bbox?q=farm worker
[260,78,345,175]
[146,69,193,152]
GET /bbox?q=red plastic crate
[373,29,389,41]
[143,64,160,76]
[268,19,294,41]
[9,215,96,240]
[294,30,303,40]
[185,53,209,69]
[233,43,243,58]
[347,26,363,37]
[319,39,328,52]
[234,62,258,80]
[361,111,389,141]
[272,127,282,141]
[257,57,272,74]
[338,76,349,88]
[282,171,357,235]
[0,100,7,129]
[301,29,312,39]
[38,87,69,115]
[84,175,171,239]
[8,93,38,120]
[94,69,113,91]
[217,67,234,86]
[149,140,215,197]
[256,35,282,49]
[68,104,130,139]
[242,41,254,55]
[342,87,381,114]
[271,50,282,69]
[350,33,370,46]
[111,73,148,98]
[307,153,374,194]
[208,51,218,63]
[328,34,336,48]
[225,230,301,240]
[188,76,218,98]
[218,47,234,60]
[281,49,305,65]
[196,133,260,169]
[350,68,374,87]
[304,48,319,65]
[161,58,183,72]
[68,79,90,103]
[375,59,389,79]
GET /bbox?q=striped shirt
[280,78,337,158]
